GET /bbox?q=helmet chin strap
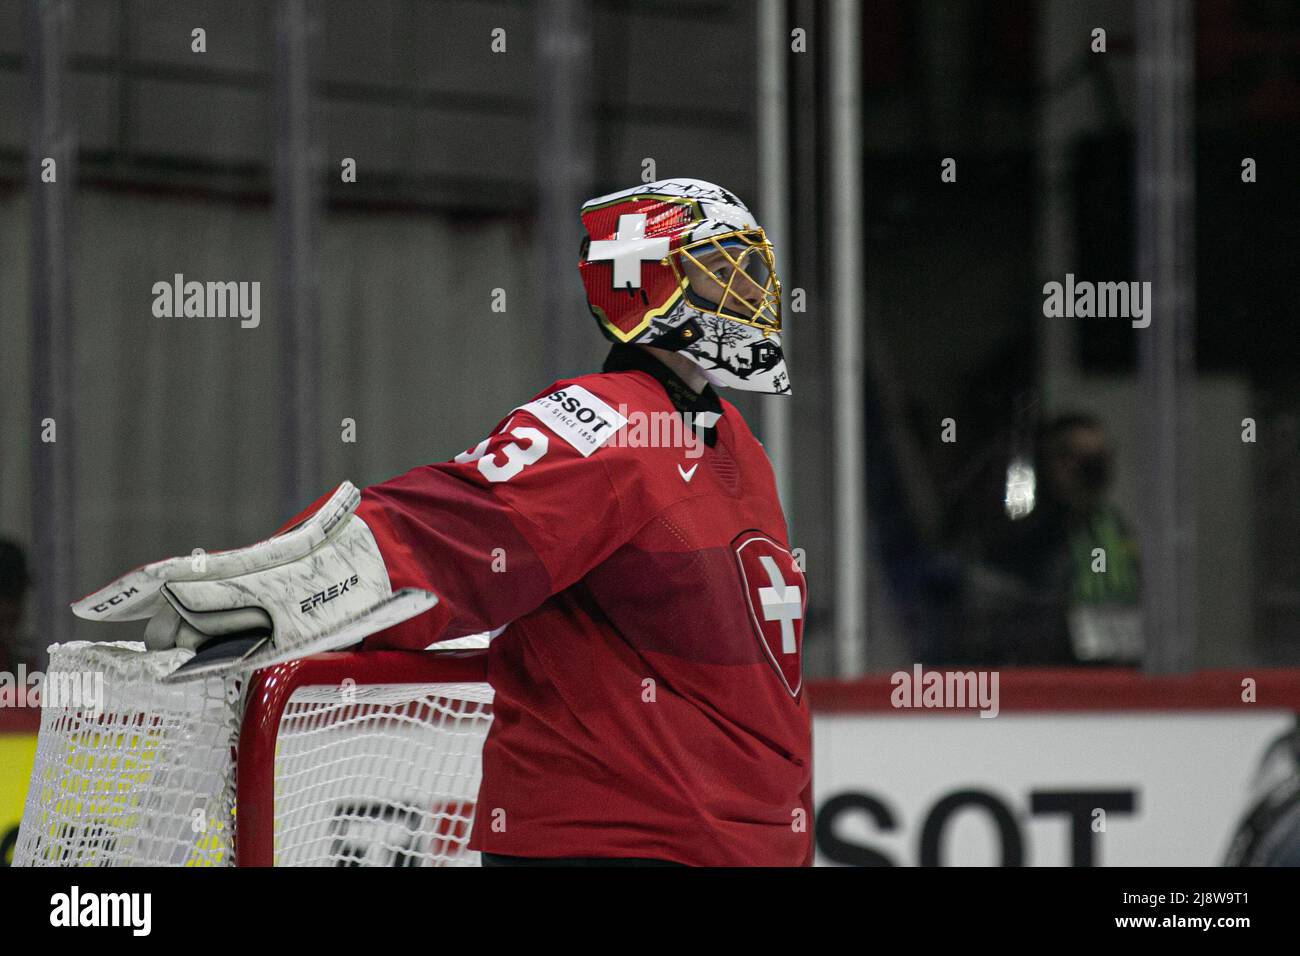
[649,317,704,352]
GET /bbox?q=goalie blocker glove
[71,482,438,680]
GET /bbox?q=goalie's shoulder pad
[512,379,629,458]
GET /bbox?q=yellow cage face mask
[670,227,782,335]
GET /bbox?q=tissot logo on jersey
[545,389,617,431]
[515,384,628,457]
[733,531,806,697]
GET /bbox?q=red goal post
[235,650,490,866]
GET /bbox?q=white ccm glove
[71,482,438,682]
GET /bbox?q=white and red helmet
[578,178,789,394]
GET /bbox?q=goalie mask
[578,178,789,395]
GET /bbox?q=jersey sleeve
[353,382,634,650]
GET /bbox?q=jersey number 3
[455,426,550,483]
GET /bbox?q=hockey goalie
[74,179,811,866]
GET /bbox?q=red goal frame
[233,650,490,867]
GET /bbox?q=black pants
[481,851,684,867]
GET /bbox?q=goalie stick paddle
[160,587,439,684]
[165,631,270,674]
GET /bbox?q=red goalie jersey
[353,345,811,866]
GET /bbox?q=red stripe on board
[0,708,41,734]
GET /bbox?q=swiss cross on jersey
[732,531,806,697]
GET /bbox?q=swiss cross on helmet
[578,178,790,395]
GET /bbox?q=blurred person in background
[958,413,1143,666]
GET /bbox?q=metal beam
[1136,0,1197,673]
[26,0,77,649]
[275,0,322,512]
[537,0,595,383]
[829,0,867,676]
[758,0,793,516]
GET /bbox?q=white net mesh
[14,641,238,866]
[14,642,493,867]
[272,681,492,866]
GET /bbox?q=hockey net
[14,641,492,867]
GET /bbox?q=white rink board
[812,712,1296,866]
